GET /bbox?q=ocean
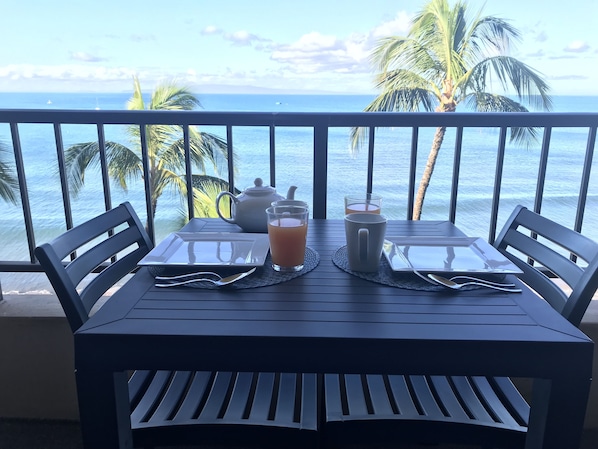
[1,92,597,293]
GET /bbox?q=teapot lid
[245,178,276,196]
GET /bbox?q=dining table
[74,218,594,449]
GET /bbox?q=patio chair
[35,202,320,449]
[322,205,598,449]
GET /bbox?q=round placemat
[332,246,478,291]
[152,247,319,290]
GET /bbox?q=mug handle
[215,191,237,224]
[358,228,369,262]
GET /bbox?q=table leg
[525,376,591,449]
[76,369,133,449]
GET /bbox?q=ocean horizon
[1,92,597,293]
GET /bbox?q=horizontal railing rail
[0,109,597,296]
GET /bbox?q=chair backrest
[494,205,598,326]
[35,202,153,333]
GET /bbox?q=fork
[155,267,257,287]
[428,273,522,292]
[448,275,516,288]
[155,271,221,281]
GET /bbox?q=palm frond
[105,142,142,190]
[372,36,442,83]
[190,175,239,218]
[374,70,439,108]
[127,76,146,111]
[149,79,202,111]
[0,141,18,204]
[63,141,103,194]
[369,87,437,113]
[150,167,188,201]
[371,37,412,72]
[349,87,436,155]
[464,92,539,146]
[191,174,238,194]
[164,131,230,175]
[469,56,552,110]
[63,141,138,194]
[469,16,521,55]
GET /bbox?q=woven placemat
[332,245,478,291]
[151,247,319,290]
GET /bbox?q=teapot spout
[286,185,297,200]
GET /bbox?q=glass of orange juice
[344,194,382,215]
[266,205,309,272]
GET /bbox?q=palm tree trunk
[413,126,447,220]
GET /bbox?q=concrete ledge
[1,294,597,431]
[0,296,78,420]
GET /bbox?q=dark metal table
[74,219,593,449]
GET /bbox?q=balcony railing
[0,109,597,296]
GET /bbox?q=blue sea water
[1,92,597,293]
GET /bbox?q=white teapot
[215,178,297,232]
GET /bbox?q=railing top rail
[1,109,598,128]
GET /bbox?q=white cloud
[564,40,590,53]
[222,30,272,47]
[70,51,104,62]
[0,64,136,82]
[201,25,221,35]
[294,32,340,51]
[271,31,370,75]
[266,11,413,78]
[226,30,258,46]
[372,11,412,38]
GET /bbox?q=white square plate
[138,232,270,267]
[382,236,522,274]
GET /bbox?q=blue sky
[1,0,597,95]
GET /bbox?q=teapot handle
[215,191,238,224]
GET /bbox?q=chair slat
[130,370,172,424]
[275,373,298,424]
[299,374,320,430]
[198,371,235,421]
[144,371,194,424]
[170,371,214,422]
[366,374,395,415]
[249,372,276,421]
[344,374,369,416]
[387,375,419,417]
[223,372,255,421]
[429,376,470,421]
[409,376,445,419]
[324,374,345,419]
[484,376,530,425]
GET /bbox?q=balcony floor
[1,418,596,449]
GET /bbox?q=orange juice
[345,203,381,215]
[267,217,307,269]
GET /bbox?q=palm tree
[190,174,239,218]
[354,0,551,219]
[0,141,19,204]
[64,77,230,220]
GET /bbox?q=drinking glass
[344,194,382,215]
[266,205,309,272]
[271,199,309,210]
